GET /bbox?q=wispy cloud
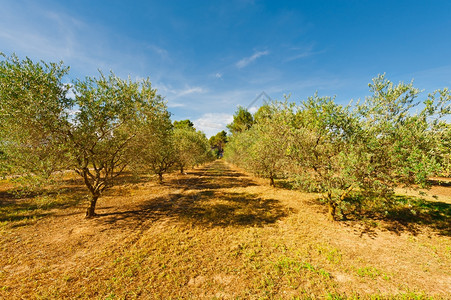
[159,85,207,108]
[283,44,325,62]
[155,83,206,99]
[193,113,233,138]
[285,49,325,62]
[404,65,451,88]
[0,2,114,77]
[155,82,176,95]
[148,45,170,61]
[167,102,186,108]
[236,50,269,68]
[0,1,170,80]
[177,86,206,97]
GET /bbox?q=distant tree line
[209,130,228,158]
[225,75,450,220]
[0,53,214,217]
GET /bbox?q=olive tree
[225,75,449,221]
[289,76,450,220]
[0,53,72,182]
[173,123,213,174]
[288,94,360,220]
[128,107,176,184]
[0,54,169,217]
[223,130,252,168]
[247,102,293,186]
[353,75,449,194]
[69,72,167,216]
[436,122,451,176]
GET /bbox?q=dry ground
[0,160,450,299]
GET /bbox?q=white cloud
[177,86,206,97]
[65,83,76,99]
[0,2,169,80]
[248,106,259,114]
[155,83,177,95]
[285,49,325,62]
[148,45,170,60]
[155,84,207,107]
[236,50,269,68]
[193,113,233,138]
[0,2,115,77]
[167,102,185,108]
[215,72,223,79]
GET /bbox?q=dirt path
[1,160,450,299]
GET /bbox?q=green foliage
[0,53,71,180]
[354,74,443,192]
[209,130,227,158]
[225,75,450,220]
[226,101,294,186]
[436,122,451,176]
[173,125,214,173]
[0,145,10,179]
[0,54,212,217]
[69,72,168,215]
[253,104,272,123]
[129,110,176,183]
[173,119,194,129]
[227,106,254,134]
[289,94,360,219]
[1,53,448,222]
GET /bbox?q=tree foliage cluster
[225,75,450,220]
[209,130,228,158]
[0,54,213,217]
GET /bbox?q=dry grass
[0,160,450,299]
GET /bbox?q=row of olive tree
[225,75,450,220]
[129,118,214,183]
[209,130,228,158]
[0,54,213,217]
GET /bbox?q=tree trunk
[86,194,99,218]
[269,176,275,187]
[328,202,337,221]
[180,165,184,174]
[158,173,163,184]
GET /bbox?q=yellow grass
[0,160,450,299]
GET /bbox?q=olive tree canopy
[0,54,169,217]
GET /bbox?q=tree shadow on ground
[165,175,257,190]
[166,162,257,189]
[188,160,252,176]
[0,183,89,226]
[380,195,450,236]
[343,195,451,237]
[58,170,149,187]
[0,170,153,226]
[188,170,250,178]
[0,192,84,226]
[427,178,451,187]
[95,190,292,229]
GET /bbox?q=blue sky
[1,0,451,137]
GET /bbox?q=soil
[0,160,450,299]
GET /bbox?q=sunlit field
[2,1,451,298]
[1,160,450,299]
